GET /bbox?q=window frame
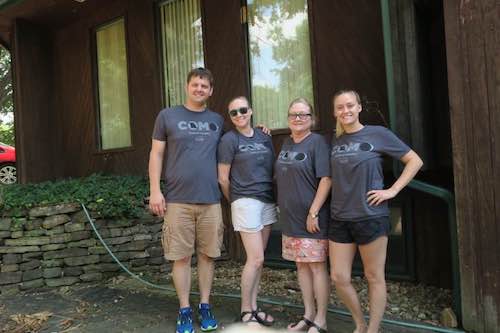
[91,15,135,154]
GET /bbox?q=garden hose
[80,202,463,333]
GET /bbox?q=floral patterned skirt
[282,235,328,263]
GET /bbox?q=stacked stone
[0,203,167,294]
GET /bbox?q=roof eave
[0,0,25,11]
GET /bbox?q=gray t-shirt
[275,133,331,239]
[330,125,411,221]
[152,105,224,204]
[217,128,275,203]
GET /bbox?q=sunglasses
[287,113,312,120]
[228,107,250,117]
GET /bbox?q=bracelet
[309,211,318,219]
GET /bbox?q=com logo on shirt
[278,151,308,163]
[177,121,219,132]
[238,143,268,153]
[331,142,373,155]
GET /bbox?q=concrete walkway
[0,278,450,333]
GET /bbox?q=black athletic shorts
[328,216,391,245]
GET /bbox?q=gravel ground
[188,260,453,327]
[0,260,454,332]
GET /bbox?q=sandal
[240,311,260,326]
[308,321,327,333]
[253,307,274,326]
[288,317,314,331]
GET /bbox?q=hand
[256,123,272,136]
[149,191,167,216]
[306,214,320,233]
[366,188,397,206]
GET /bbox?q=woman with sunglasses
[217,96,277,327]
[329,90,423,333]
[275,98,331,333]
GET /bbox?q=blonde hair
[332,90,361,138]
[288,97,316,127]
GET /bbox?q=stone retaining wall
[0,203,168,294]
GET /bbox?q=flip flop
[253,308,274,326]
[288,317,314,331]
[308,321,327,333]
[240,311,260,326]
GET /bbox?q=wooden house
[0,0,497,331]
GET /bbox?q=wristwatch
[309,211,319,219]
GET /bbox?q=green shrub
[0,123,14,146]
[0,174,150,218]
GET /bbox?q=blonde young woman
[218,96,277,327]
[329,90,423,333]
[275,98,331,333]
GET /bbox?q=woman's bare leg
[359,236,388,333]
[330,241,367,333]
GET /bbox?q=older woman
[329,90,423,333]
[218,96,277,327]
[275,98,331,333]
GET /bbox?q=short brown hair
[186,67,214,87]
[227,96,250,109]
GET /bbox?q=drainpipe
[380,0,461,323]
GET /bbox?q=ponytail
[332,90,361,138]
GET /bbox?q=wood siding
[389,0,453,288]
[413,192,451,287]
[443,0,500,331]
[312,0,389,133]
[12,19,54,183]
[51,0,161,178]
[202,0,249,260]
[5,0,458,293]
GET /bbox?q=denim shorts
[328,216,391,245]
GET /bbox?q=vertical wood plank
[50,0,161,178]
[12,19,55,183]
[202,0,248,260]
[443,0,500,330]
[311,0,388,134]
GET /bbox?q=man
[149,67,224,333]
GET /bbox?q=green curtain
[96,18,132,150]
[160,0,204,107]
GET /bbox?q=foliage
[247,0,306,57]
[0,122,14,145]
[0,45,13,146]
[247,0,314,129]
[0,46,12,115]
[0,174,150,218]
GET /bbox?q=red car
[0,142,16,185]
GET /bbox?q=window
[159,0,204,107]
[246,0,314,129]
[95,18,132,150]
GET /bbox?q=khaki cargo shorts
[162,203,224,261]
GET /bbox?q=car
[0,142,16,185]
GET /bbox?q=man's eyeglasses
[229,107,250,117]
[288,113,312,120]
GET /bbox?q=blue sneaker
[176,307,194,333]
[198,303,218,331]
